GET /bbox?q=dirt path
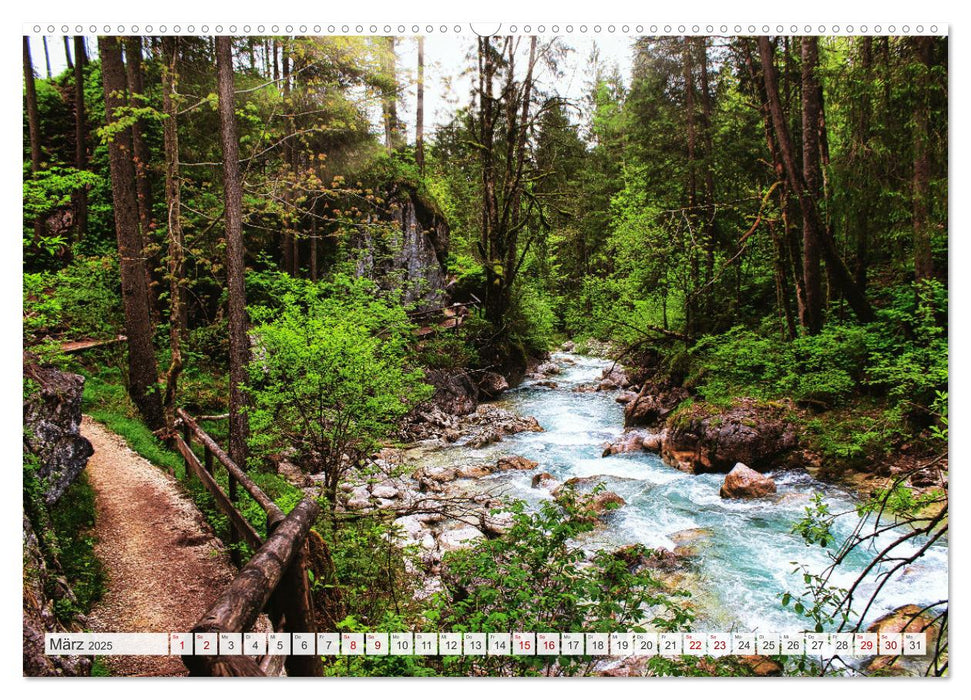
[83,416,237,676]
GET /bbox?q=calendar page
[20,3,951,683]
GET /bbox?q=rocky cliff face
[24,362,93,505]
[352,185,450,310]
[23,361,94,676]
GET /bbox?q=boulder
[719,463,777,499]
[371,484,399,500]
[661,399,799,474]
[462,405,543,448]
[615,390,638,405]
[737,655,784,676]
[531,472,560,490]
[597,366,630,391]
[533,380,559,389]
[477,371,510,399]
[602,430,665,457]
[867,604,940,646]
[23,362,93,505]
[624,381,689,429]
[560,341,576,352]
[438,525,485,553]
[479,511,515,538]
[568,490,626,521]
[865,604,942,674]
[456,464,495,479]
[602,432,644,456]
[669,527,713,545]
[424,368,479,416]
[496,455,538,472]
[531,360,561,378]
[345,485,371,510]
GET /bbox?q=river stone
[393,515,427,546]
[615,390,638,405]
[560,490,626,522]
[598,366,630,391]
[456,464,494,479]
[720,463,777,499]
[624,381,689,429]
[669,527,714,545]
[531,472,560,490]
[479,511,515,538]
[603,432,644,456]
[371,484,399,499]
[496,455,538,471]
[738,655,784,676]
[865,604,942,674]
[345,485,371,509]
[438,525,484,552]
[477,371,510,399]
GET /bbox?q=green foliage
[24,255,123,360]
[247,274,431,500]
[689,323,869,408]
[47,474,107,621]
[431,491,693,676]
[507,282,558,355]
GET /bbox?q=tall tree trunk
[72,36,88,242]
[124,37,154,239]
[800,37,824,333]
[698,37,717,320]
[853,37,873,292]
[682,37,699,335]
[215,36,251,470]
[99,36,164,429]
[744,39,798,339]
[381,36,403,152]
[912,36,935,283]
[477,36,538,332]
[416,36,425,175]
[758,36,874,327]
[273,39,279,83]
[160,37,186,432]
[63,36,73,70]
[281,41,294,275]
[42,36,51,78]
[23,37,45,245]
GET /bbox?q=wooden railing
[173,409,322,677]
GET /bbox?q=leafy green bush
[23,255,122,345]
[430,490,693,676]
[247,274,431,508]
[47,474,107,621]
[508,282,558,355]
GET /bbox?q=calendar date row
[47,631,928,657]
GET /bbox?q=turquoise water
[418,353,948,634]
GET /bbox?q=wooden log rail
[183,499,322,677]
[172,409,322,677]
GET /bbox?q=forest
[23,32,947,677]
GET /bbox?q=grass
[81,368,185,477]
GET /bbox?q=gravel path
[83,417,237,676]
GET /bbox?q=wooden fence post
[276,541,322,677]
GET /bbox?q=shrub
[246,274,431,509]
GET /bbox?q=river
[410,352,948,635]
